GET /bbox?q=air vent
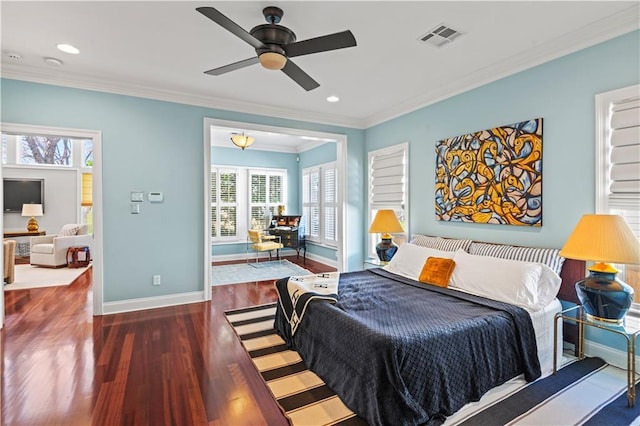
[419,24,463,48]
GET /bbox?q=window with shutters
[595,84,640,308]
[368,143,409,257]
[302,162,337,246]
[211,168,238,240]
[211,166,287,242]
[249,170,285,230]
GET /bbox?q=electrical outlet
[153,275,161,286]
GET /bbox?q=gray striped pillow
[409,234,473,252]
[469,242,565,275]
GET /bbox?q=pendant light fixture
[231,132,255,150]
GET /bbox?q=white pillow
[59,224,81,237]
[449,249,561,311]
[383,243,454,280]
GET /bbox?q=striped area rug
[225,303,640,426]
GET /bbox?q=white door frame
[202,118,348,299]
[0,123,103,327]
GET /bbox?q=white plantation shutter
[302,163,337,245]
[249,170,285,230]
[323,166,337,244]
[370,148,406,208]
[211,168,238,239]
[212,169,219,236]
[597,85,640,239]
[302,172,311,236]
[609,96,640,238]
[309,169,320,239]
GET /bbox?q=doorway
[202,118,347,299]
[0,123,103,327]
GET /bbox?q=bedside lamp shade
[21,203,43,232]
[369,210,405,262]
[560,214,640,322]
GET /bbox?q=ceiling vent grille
[419,24,463,48]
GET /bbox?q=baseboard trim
[102,291,206,315]
[584,339,640,370]
[211,252,337,268]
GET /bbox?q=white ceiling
[2,1,639,137]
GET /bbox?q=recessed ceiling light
[44,57,64,67]
[327,95,340,103]
[56,43,79,54]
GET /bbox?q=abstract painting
[435,118,542,226]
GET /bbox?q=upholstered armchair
[30,224,92,267]
[247,229,283,263]
[4,239,16,284]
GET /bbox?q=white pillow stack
[449,249,561,311]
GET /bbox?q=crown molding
[361,4,640,128]
[0,66,367,129]
[2,4,637,131]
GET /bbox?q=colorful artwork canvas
[435,118,542,226]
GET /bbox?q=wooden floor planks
[2,257,334,425]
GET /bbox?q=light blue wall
[365,30,640,353]
[0,79,365,302]
[365,30,640,251]
[298,142,337,169]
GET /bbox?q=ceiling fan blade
[204,57,259,76]
[196,7,263,50]
[281,60,320,91]
[284,30,357,58]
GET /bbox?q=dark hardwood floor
[1,257,335,426]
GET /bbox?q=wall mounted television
[3,178,45,213]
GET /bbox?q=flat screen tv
[3,178,45,213]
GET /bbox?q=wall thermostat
[149,192,163,202]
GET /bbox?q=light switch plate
[131,203,140,214]
[131,191,144,202]
[148,192,163,202]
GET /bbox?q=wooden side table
[67,246,91,268]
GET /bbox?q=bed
[274,237,585,426]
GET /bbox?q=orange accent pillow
[419,257,456,287]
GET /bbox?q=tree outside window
[20,136,73,166]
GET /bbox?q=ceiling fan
[196,5,357,91]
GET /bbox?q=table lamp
[559,214,640,323]
[21,203,43,232]
[369,209,405,262]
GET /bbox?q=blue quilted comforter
[274,268,540,426]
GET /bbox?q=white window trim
[367,143,409,258]
[595,83,640,312]
[302,161,337,247]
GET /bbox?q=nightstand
[553,305,640,407]
[364,258,388,269]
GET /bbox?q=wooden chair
[247,230,283,264]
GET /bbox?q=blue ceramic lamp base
[575,267,635,323]
[376,236,398,262]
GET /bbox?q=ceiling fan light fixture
[231,133,255,150]
[259,51,287,70]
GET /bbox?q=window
[211,168,238,239]
[19,135,74,166]
[368,143,409,257]
[211,166,286,242]
[249,170,285,229]
[302,162,337,246]
[595,84,640,307]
